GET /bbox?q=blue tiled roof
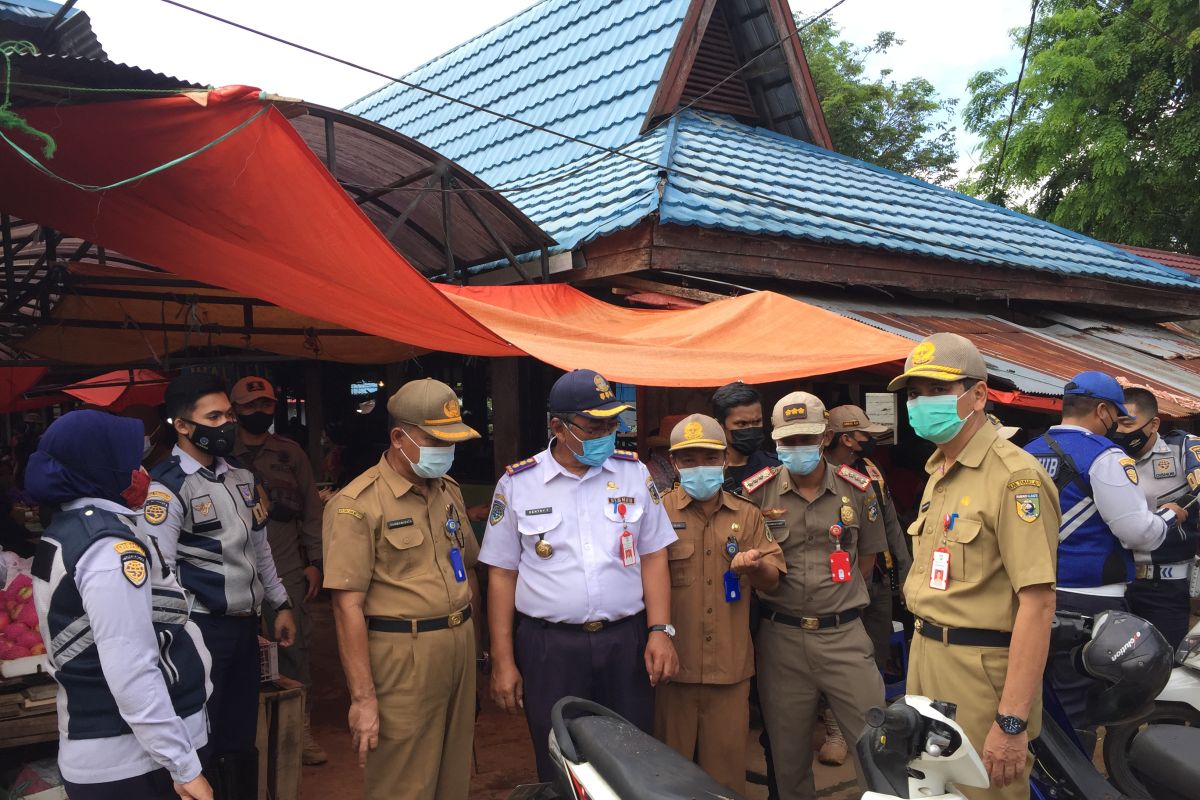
[345,0,690,188]
[348,0,1199,290]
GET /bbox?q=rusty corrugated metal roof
[805,296,1200,418]
[1116,245,1200,277]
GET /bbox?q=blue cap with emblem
[1064,371,1130,417]
[547,369,634,419]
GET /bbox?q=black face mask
[853,435,877,458]
[238,412,274,436]
[729,427,764,456]
[1110,423,1152,457]
[183,419,237,457]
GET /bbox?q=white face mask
[401,429,455,479]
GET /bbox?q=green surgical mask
[907,392,973,444]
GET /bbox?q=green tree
[798,16,959,185]
[963,0,1200,253]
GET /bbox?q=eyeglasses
[568,419,619,438]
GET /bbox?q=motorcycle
[1102,617,1200,798]
[858,609,1195,800]
[507,696,745,800]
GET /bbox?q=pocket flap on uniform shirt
[666,540,694,560]
[907,518,922,537]
[948,517,981,544]
[383,525,424,551]
[517,510,563,536]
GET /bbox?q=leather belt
[915,617,1011,647]
[762,607,861,631]
[516,611,641,634]
[368,606,471,634]
[1135,563,1191,581]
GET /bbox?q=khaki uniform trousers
[654,679,750,794]
[756,617,884,800]
[908,635,1041,800]
[365,619,476,800]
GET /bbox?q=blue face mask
[567,425,616,467]
[678,465,724,501]
[777,445,823,476]
[403,430,455,478]
[907,392,972,445]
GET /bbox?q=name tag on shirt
[387,518,414,529]
[672,521,687,530]
[524,507,553,516]
[1154,457,1177,479]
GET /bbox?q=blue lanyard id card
[723,569,741,602]
[449,547,467,583]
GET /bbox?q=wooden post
[490,357,522,478]
[304,362,324,477]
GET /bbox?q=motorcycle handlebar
[867,703,922,737]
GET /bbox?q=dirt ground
[299,597,859,799]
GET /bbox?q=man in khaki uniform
[825,404,913,671]
[742,391,887,800]
[323,379,482,800]
[889,333,1059,799]
[230,376,327,764]
[654,414,786,793]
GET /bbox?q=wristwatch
[648,624,676,639]
[995,714,1028,735]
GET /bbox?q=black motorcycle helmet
[1076,610,1172,726]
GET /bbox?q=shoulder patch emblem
[867,502,880,523]
[1153,457,1176,479]
[1007,478,1041,490]
[237,483,255,506]
[1118,456,1139,485]
[505,458,538,476]
[121,551,148,587]
[336,507,364,520]
[489,492,507,526]
[143,499,168,526]
[147,490,172,503]
[863,461,884,482]
[647,476,661,505]
[612,449,639,462]
[1015,492,1041,523]
[836,464,871,491]
[113,540,145,556]
[741,466,777,495]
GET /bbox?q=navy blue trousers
[515,611,654,782]
[1128,577,1191,650]
[192,614,260,757]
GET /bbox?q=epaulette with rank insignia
[611,450,639,461]
[861,457,884,483]
[741,466,778,495]
[505,458,538,476]
[836,464,871,491]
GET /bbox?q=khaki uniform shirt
[322,455,476,619]
[905,423,1059,631]
[232,434,323,577]
[662,488,787,685]
[745,463,887,617]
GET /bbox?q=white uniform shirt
[479,446,676,623]
[53,498,209,785]
[1132,433,1194,568]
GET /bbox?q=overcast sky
[82,0,1030,175]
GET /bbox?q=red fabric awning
[63,369,169,411]
[0,366,49,412]
[987,389,1062,414]
[0,87,516,357]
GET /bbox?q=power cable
[988,0,1040,201]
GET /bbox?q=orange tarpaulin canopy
[440,285,912,386]
[1,88,913,385]
[63,369,169,411]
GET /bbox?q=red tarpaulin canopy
[63,369,169,411]
[0,366,49,412]
[0,88,914,386]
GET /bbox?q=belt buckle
[800,617,820,631]
[583,621,604,633]
[448,611,464,628]
[914,618,924,631]
[1136,565,1153,580]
